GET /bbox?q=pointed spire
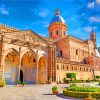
[55,8,60,15]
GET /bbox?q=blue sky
[0,0,100,46]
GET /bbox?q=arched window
[75,66,77,70]
[56,30,59,35]
[67,66,68,70]
[33,59,36,62]
[63,65,64,69]
[80,67,81,71]
[50,32,52,37]
[57,65,59,70]
[76,49,78,55]
[60,50,62,56]
[72,66,74,70]
[63,31,66,36]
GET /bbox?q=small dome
[50,9,65,25]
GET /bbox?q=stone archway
[21,50,37,84]
[4,49,19,85]
[38,57,47,83]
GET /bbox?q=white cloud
[32,20,49,27]
[96,0,100,5]
[84,27,92,32]
[89,16,100,23]
[0,5,9,15]
[39,10,49,17]
[33,8,49,18]
[39,9,49,17]
[87,2,95,9]
[84,27,97,32]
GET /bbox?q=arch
[20,48,37,60]
[3,48,19,85]
[21,49,37,84]
[38,53,48,61]
[3,48,19,63]
[38,56,48,83]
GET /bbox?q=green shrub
[68,86,100,92]
[52,86,58,92]
[88,93,95,99]
[63,78,69,83]
[63,89,100,99]
[99,81,100,85]
[95,76,100,80]
[66,73,76,81]
[17,80,21,84]
[22,81,26,85]
[17,80,25,85]
[0,78,6,87]
[70,83,76,87]
[63,78,66,83]
[86,79,90,82]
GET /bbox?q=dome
[50,9,65,25]
[50,15,65,24]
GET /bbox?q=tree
[96,76,100,80]
[66,73,76,81]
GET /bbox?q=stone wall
[56,61,97,83]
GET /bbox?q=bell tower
[48,9,67,41]
[90,28,97,49]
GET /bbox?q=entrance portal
[20,70,23,83]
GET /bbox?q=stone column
[47,46,52,83]
[36,50,38,84]
[18,65,21,81]
[1,51,4,80]
[0,34,5,80]
[18,46,21,81]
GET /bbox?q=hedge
[68,86,100,92]
[63,89,100,99]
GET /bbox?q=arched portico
[38,56,48,83]
[3,48,19,85]
[3,48,48,84]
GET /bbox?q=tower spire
[55,8,60,15]
[90,27,97,49]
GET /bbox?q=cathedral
[0,9,100,84]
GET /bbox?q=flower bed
[63,86,100,99]
[63,89,100,99]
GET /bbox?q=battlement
[0,23,20,33]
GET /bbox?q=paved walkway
[0,84,81,100]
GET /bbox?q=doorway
[20,70,23,83]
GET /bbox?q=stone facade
[0,9,100,84]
